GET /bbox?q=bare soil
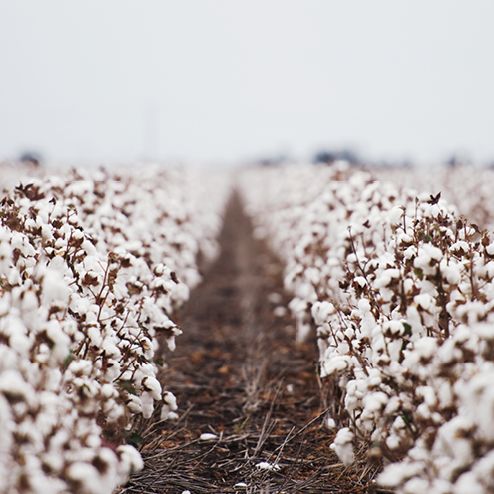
[121,194,380,493]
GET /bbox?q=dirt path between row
[121,194,378,493]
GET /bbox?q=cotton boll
[142,376,161,401]
[454,473,483,494]
[441,262,461,286]
[325,416,336,429]
[125,395,143,415]
[414,293,433,311]
[66,462,105,493]
[140,391,154,419]
[117,445,144,475]
[87,326,102,347]
[320,354,352,378]
[378,461,425,488]
[331,428,354,466]
[388,206,403,225]
[403,477,432,493]
[486,243,494,256]
[45,320,71,362]
[311,301,335,325]
[42,268,70,308]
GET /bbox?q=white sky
[1,0,494,165]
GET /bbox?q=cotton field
[1,161,494,493]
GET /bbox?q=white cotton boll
[358,298,371,313]
[325,416,336,429]
[388,206,403,225]
[437,381,453,408]
[378,461,424,488]
[273,306,287,317]
[296,282,316,301]
[42,268,70,308]
[379,287,393,303]
[451,241,469,255]
[453,473,483,494]
[305,267,320,285]
[141,391,154,419]
[66,462,102,494]
[386,320,405,336]
[311,301,335,325]
[0,369,33,402]
[403,477,432,493]
[405,305,424,336]
[163,391,177,411]
[47,255,69,274]
[166,335,177,352]
[375,273,391,289]
[126,395,143,415]
[21,290,38,312]
[387,339,403,362]
[330,427,354,466]
[0,396,13,478]
[486,261,494,279]
[7,268,21,286]
[320,354,351,378]
[41,223,54,240]
[87,325,102,347]
[415,386,435,407]
[416,403,432,421]
[363,391,388,414]
[457,370,494,441]
[433,418,474,469]
[160,391,178,420]
[256,461,280,471]
[486,243,494,256]
[413,337,437,360]
[404,245,417,260]
[142,376,161,400]
[101,383,117,399]
[473,323,494,341]
[200,433,218,441]
[68,359,93,376]
[386,434,401,451]
[72,228,84,241]
[2,315,30,355]
[413,251,431,271]
[102,337,120,361]
[117,444,144,475]
[45,320,71,362]
[414,293,433,311]
[469,450,494,485]
[441,262,461,285]
[69,294,91,315]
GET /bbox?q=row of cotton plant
[240,163,494,493]
[375,164,494,232]
[0,166,227,494]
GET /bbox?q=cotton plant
[239,163,494,493]
[0,166,228,493]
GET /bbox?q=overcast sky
[1,1,493,165]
